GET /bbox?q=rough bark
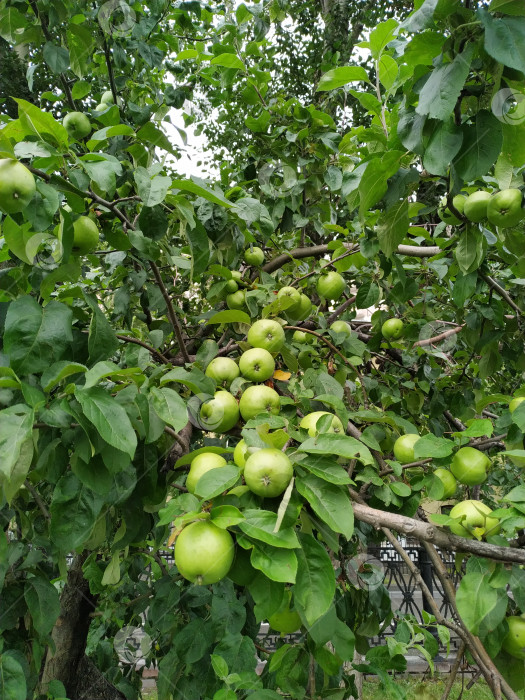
[39,553,125,700]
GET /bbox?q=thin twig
[481,273,522,316]
[164,426,188,451]
[441,641,466,700]
[24,481,50,521]
[116,334,169,364]
[150,261,190,363]
[413,325,464,348]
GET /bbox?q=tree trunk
[39,553,126,700]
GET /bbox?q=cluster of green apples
[393,433,500,539]
[439,188,524,228]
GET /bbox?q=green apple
[205,357,240,388]
[63,111,92,140]
[316,271,345,301]
[226,289,246,310]
[268,591,302,635]
[438,194,466,225]
[231,270,243,282]
[448,500,500,539]
[393,434,420,463]
[381,318,404,340]
[487,188,524,228]
[72,216,99,254]
[239,347,275,382]
[186,452,227,494]
[277,286,302,311]
[300,411,344,436]
[502,616,525,660]
[101,90,115,104]
[239,385,280,421]
[433,468,457,499]
[174,520,234,584]
[286,294,312,323]
[509,397,525,414]
[0,158,36,214]
[450,447,490,486]
[463,191,491,223]
[244,246,265,266]
[199,391,239,433]
[330,321,352,336]
[247,319,285,353]
[224,279,239,294]
[244,448,293,497]
[233,439,249,469]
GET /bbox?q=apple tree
[0,1,525,699]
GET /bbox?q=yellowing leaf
[273,370,291,381]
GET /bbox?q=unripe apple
[487,188,524,228]
[450,446,490,486]
[463,190,491,223]
[393,434,420,464]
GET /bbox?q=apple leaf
[50,472,104,551]
[75,386,137,458]
[294,533,336,626]
[413,434,454,458]
[208,310,251,325]
[456,572,507,636]
[250,542,298,583]
[416,44,474,120]
[481,10,525,72]
[149,386,189,433]
[247,573,285,622]
[511,402,525,431]
[317,66,369,91]
[299,434,374,466]
[238,510,300,549]
[194,466,240,500]
[296,474,354,539]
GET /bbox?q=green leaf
[489,0,525,15]
[83,293,120,364]
[416,45,474,120]
[83,361,143,389]
[134,167,171,207]
[456,572,507,636]
[67,24,94,78]
[4,297,73,375]
[101,552,121,585]
[401,0,439,32]
[0,408,34,502]
[413,434,454,458]
[0,655,26,700]
[358,153,402,219]
[511,401,525,431]
[377,199,409,258]
[172,177,232,208]
[455,227,484,275]
[13,98,69,148]
[161,367,216,396]
[208,310,251,325]
[238,510,300,549]
[299,434,374,465]
[250,542,298,583]
[481,10,525,72]
[210,505,244,528]
[24,576,60,636]
[317,66,369,91]
[423,120,463,176]
[369,19,398,59]
[296,456,352,485]
[194,465,240,500]
[0,367,21,389]
[453,111,503,182]
[50,472,104,551]
[149,387,188,432]
[41,362,87,392]
[43,42,70,73]
[247,573,285,621]
[453,419,493,438]
[210,54,245,71]
[137,122,179,156]
[295,533,336,626]
[75,387,137,458]
[378,54,398,90]
[296,474,354,539]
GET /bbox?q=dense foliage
[0,1,525,699]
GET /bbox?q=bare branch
[350,497,525,564]
[481,273,522,316]
[413,325,464,348]
[150,261,190,363]
[116,334,169,364]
